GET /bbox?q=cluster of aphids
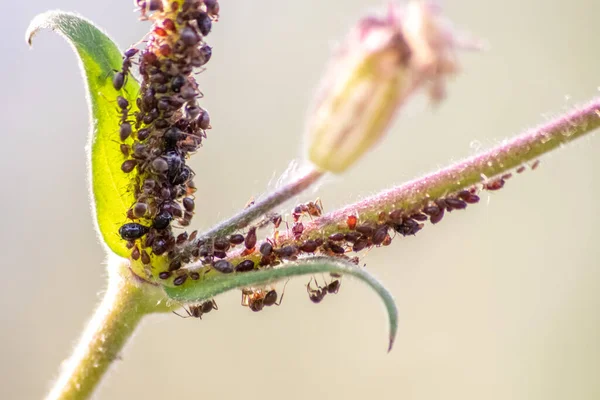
[115,1,220,272]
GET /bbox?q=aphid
[119,223,149,240]
[463,193,480,204]
[169,259,182,271]
[229,234,245,245]
[444,198,467,210]
[422,205,441,216]
[119,143,130,157]
[531,160,540,170]
[190,272,200,280]
[328,233,345,242]
[277,245,298,259]
[204,0,220,16]
[152,238,168,255]
[344,232,361,243]
[327,242,346,254]
[121,159,137,173]
[371,225,389,245]
[346,215,358,230]
[356,224,375,236]
[213,260,234,274]
[195,12,212,36]
[244,227,257,250]
[176,232,189,244]
[484,178,505,191]
[388,209,404,223]
[299,239,318,253]
[235,259,255,272]
[158,271,171,279]
[352,238,369,252]
[173,274,188,286]
[174,299,218,319]
[183,197,195,212]
[153,210,172,230]
[410,213,428,222]
[516,166,526,173]
[429,208,445,224]
[259,242,273,256]
[213,237,230,251]
[131,246,140,260]
[140,250,151,265]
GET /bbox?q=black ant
[306,276,341,304]
[173,299,218,319]
[112,47,139,91]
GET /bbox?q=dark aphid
[214,237,230,251]
[176,232,189,245]
[198,44,212,65]
[429,208,445,224]
[153,211,172,230]
[445,198,467,210]
[327,242,346,254]
[151,157,169,174]
[259,242,273,256]
[119,223,149,240]
[183,197,195,212]
[121,159,137,173]
[457,190,472,201]
[154,119,169,129]
[173,274,188,286]
[229,234,245,245]
[205,0,220,16]
[189,230,198,241]
[171,75,186,92]
[344,232,361,243]
[328,233,345,242]
[131,246,140,260]
[388,209,404,223]
[197,108,211,130]
[213,260,234,274]
[410,213,428,222]
[372,225,389,245]
[516,166,526,173]
[137,128,151,141]
[131,203,147,219]
[169,259,182,271]
[464,193,480,204]
[152,239,168,255]
[158,271,172,279]
[347,215,358,230]
[181,26,200,46]
[181,211,194,227]
[484,179,505,191]
[235,259,255,272]
[352,238,369,252]
[196,12,212,36]
[531,160,540,170]
[214,251,227,259]
[171,166,193,185]
[119,143,130,157]
[356,224,375,236]
[140,250,151,265]
[245,227,257,250]
[422,205,441,216]
[278,245,298,259]
[299,239,318,253]
[190,272,200,280]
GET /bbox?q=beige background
[2,0,599,399]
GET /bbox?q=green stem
[45,255,171,400]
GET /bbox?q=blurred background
[2,0,599,399]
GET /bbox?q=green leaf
[26,11,140,258]
[164,256,399,351]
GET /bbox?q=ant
[173,299,218,319]
[293,198,323,222]
[242,281,288,312]
[306,276,341,304]
[112,47,139,91]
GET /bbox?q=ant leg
[211,299,219,310]
[172,307,192,318]
[275,280,290,306]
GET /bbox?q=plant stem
[198,166,324,240]
[196,98,600,267]
[46,255,171,400]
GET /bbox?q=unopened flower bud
[307,1,470,173]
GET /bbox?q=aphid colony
[116,1,219,274]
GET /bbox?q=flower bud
[306,1,468,173]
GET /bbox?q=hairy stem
[46,256,172,400]
[190,98,600,268]
[199,167,324,240]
